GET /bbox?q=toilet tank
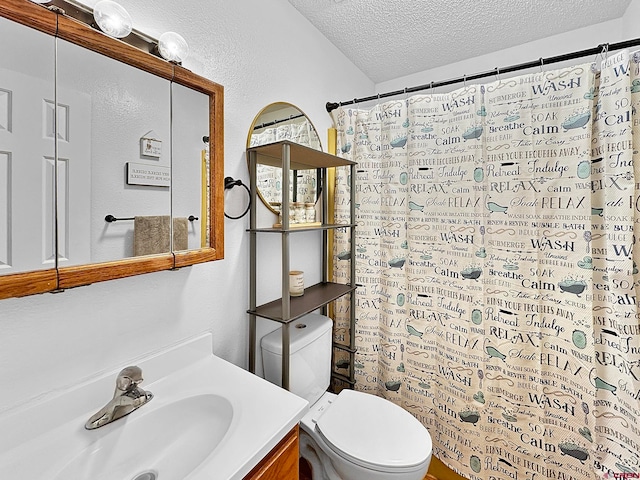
[261,313,333,405]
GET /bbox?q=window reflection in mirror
[56,37,172,264]
[247,102,322,214]
[0,16,56,276]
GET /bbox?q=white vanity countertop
[0,334,308,479]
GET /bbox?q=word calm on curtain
[331,52,640,480]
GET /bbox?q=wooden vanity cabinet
[243,425,299,480]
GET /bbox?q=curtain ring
[594,45,603,67]
[595,43,609,65]
[539,57,544,72]
[430,81,434,94]
[463,74,467,87]
[495,67,500,80]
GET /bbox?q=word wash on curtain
[331,52,640,480]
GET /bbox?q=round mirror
[247,102,322,214]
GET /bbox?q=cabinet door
[243,426,299,480]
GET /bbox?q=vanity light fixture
[28,0,52,3]
[93,0,133,39]
[158,31,189,63]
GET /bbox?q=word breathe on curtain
[331,51,640,480]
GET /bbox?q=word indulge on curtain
[331,51,640,480]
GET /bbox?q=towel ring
[224,176,251,220]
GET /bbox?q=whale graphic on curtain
[330,51,640,479]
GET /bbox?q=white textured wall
[623,0,640,38]
[375,16,628,99]
[0,0,371,414]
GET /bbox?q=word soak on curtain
[331,52,640,480]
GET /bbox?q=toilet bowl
[299,390,432,480]
[261,314,432,480]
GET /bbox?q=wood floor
[299,458,441,480]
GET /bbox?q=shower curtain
[331,52,640,479]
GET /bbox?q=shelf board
[272,221,322,229]
[247,140,356,170]
[249,223,356,233]
[248,282,355,323]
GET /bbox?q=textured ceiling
[287,0,632,83]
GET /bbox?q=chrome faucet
[85,366,153,430]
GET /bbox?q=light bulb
[93,0,133,39]
[158,32,189,63]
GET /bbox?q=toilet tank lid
[261,313,333,355]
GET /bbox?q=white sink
[0,334,308,480]
[53,394,233,480]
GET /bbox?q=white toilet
[261,313,432,480]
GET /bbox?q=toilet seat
[315,390,432,474]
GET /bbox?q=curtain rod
[253,113,305,130]
[326,37,640,113]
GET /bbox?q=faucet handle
[115,366,144,393]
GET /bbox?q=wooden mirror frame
[0,0,224,300]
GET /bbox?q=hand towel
[172,217,189,251]
[133,215,171,256]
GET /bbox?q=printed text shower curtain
[331,53,640,479]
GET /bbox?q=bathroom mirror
[56,35,172,266]
[171,82,211,256]
[0,7,58,297]
[247,102,321,214]
[0,14,56,275]
[0,0,224,299]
